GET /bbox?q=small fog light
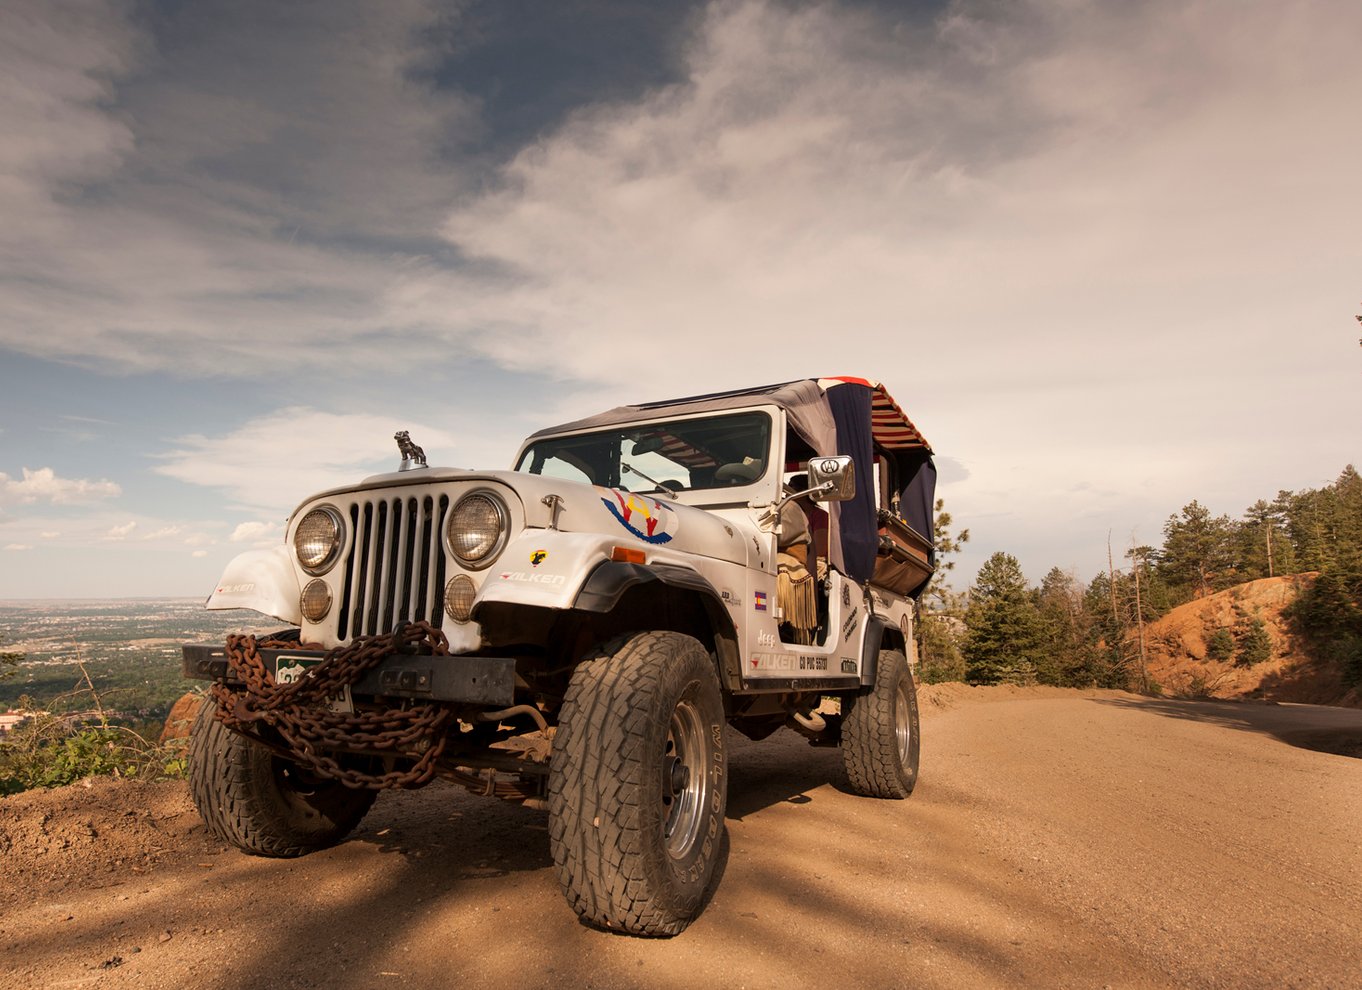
[300,579,332,622]
[444,575,476,622]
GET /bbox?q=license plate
[274,656,354,714]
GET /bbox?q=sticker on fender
[275,656,354,714]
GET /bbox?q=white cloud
[0,0,478,376]
[230,521,279,544]
[0,509,234,595]
[2,512,223,553]
[155,407,462,513]
[104,520,137,540]
[191,549,209,558]
[424,0,1361,389]
[3,0,1360,585]
[141,525,183,540]
[5,544,33,551]
[424,0,1362,581]
[0,467,121,505]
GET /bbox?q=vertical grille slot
[338,492,448,639]
[432,494,449,626]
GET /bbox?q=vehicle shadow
[352,780,554,876]
[1089,695,1362,759]
[724,727,848,819]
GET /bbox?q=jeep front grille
[337,494,449,639]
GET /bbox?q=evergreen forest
[916,465,1362,693]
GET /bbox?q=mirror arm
[757,481,835,531]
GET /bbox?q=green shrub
[0,668,189,795]
[1236,617,1273,666]
[1206,628,1235,662]
[0,714,187,794]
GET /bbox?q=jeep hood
[299,467,751,568]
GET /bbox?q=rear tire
[842,648,920,798]
[188,701,376,857]
[548,631,727,936]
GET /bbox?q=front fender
[473,530,617,613]
[205,546,302,624]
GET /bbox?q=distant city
[1,599,279,721]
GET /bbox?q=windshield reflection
[516,412,772,496]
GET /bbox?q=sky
[1,0,1359,600]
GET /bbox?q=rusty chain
[210,620,455,790]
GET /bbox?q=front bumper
[181,644,516,706]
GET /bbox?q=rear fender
[859,616,907,687]
[206,546,302,624]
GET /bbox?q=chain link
[210,621,455,790]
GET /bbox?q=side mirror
[808,455,855,502]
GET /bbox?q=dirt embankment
[1136,574,1359,707]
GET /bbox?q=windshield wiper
[621,462,679,499]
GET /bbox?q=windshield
[515,411,773,496]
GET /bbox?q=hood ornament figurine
[394,430,427,471]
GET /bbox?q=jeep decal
[598,488,677,544]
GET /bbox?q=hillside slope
[1139,573,1359,707]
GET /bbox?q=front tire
[188,701,376,857]
[842,648,920,798]
[548,632,727,936]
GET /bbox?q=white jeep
[184,376,937,936]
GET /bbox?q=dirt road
[4,689,1361,989]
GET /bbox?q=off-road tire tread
[548,631,725,937]
[842,648,919,799]
[188,702,374,858]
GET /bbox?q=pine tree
[914,498,970,683]
[1159,501,1235,600]
[963,553,1047,685]
[1333,466,1362,572]
[1235,616,1272,666]
[1237,499,1294,580]
[1082,573,1134,689]
[1036,567,1104,687]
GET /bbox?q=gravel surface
[3,688,1360,989]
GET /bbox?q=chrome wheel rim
[895,679,912,766]
[662,690,710,859]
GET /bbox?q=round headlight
[294,507,343,574]
[446,491,509,567]
[444,575,476,623]
[300,578,332,622]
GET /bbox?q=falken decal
[499,571,567,586]
[749,652,794,671]
[598,488,677,545]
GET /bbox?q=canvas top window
[515,411,774,496]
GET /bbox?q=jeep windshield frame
[514,410,774,499]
